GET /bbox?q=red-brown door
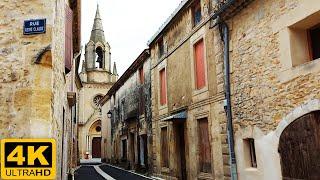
[278,111,320,179]
[92,137,101,158]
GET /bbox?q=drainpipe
[220,22,238,180]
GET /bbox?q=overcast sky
[81,0,182,76]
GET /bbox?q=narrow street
[75,164,153,180]
[74,166,105,180]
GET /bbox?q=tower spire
[90,4,105,43]
[113,62,118,76]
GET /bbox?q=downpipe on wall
[220,22,238,180]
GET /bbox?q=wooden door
[278,111,320,179]
[177,122,187,180]
[92,137,101,158]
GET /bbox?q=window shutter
[160,69,167,105]
[194,39,206,89]
[65,5,73,73]
[198,118,212,173]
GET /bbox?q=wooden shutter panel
[194,39,206,89]
[65,5,73,73]
[160,69,167,105]
[199,118,212,173]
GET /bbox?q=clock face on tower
[93,95,103,108]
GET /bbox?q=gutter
[209,1,253,179]
[219,22,238,180]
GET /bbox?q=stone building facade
[100,49,152,172]
[148,0,229,179]
[78,5,118,160]
[95,0,320,179]
[0,0,82,179]
[212,0,320,179]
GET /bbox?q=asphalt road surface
[75,165,152,180]
[74,166,105,180]
[99,165,151,180]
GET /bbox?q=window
[308,24,320,60]
[93,95,103,108]
[161,127,169,167]
[192,0,202,27]
[194,39,206,89]
[243,138,257,168]
[139,66,144,84]
[158,38,164,58]
[159,68,167,105]
[198,118,211,173]
[65,4,73,73]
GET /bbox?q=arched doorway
[89,120,102,158]
[278,111,320,179]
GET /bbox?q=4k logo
[1,139,56,179]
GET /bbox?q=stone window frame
[272,3,320,83]
[190,26,209,97]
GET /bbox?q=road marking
[94,165,115,180]
[105,164,162,180]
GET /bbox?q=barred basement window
[243,138,257,168]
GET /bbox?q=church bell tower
[81,5,118,83]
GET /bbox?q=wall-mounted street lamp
[107,110,112,118]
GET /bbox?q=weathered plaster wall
[105,57,152,170]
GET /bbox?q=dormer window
[95,46,103,69]
[192,0,202,27]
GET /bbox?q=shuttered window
[198,118,212,173]
[161,127,169,167]
[139,67,144,84]
[159,68,167,105]
[194,39,206,89]
[65,4,73,73]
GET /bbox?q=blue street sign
[23,19,46,35]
